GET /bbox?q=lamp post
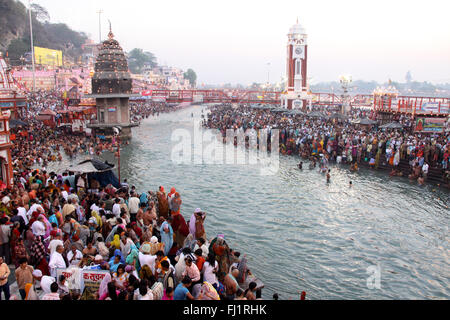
[28,0,36,92]
[113,127,121,184]
[97,10,103,43]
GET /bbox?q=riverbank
[8,105,448,300]
[95,106,449,299]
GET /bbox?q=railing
[374,96,450,115]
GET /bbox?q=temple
[87,28,139,139]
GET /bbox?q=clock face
[295,47,303,55]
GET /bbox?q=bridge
[134,90,375,108]
[132,89,450,116]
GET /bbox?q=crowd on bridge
[203,104,450,187]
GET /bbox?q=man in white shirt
[67,244,83,267]
[42,282,60,300]
[422,162,429,178]
[90,202,101,215]
[128,192,140,222]
[120,234,134,258]
[49,245,67,278]
[193,238,209,259]
[32,269,55,295]
[48,233,64,256]
[27,200,44,220]
[31,216,46,237]
[112,198,122,217]
[138,244,157,274]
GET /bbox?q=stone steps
[360,158,446,185]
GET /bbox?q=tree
[30,3,50,23]
[183,68,197,87]
[2,0,87,64]
[128,48,157,74]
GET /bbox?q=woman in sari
[91,210,102,229]
[108,249,125,273]
[98,272,112,299]
[28,211,40,227]
[196,281,220,300]
[157,187,169,219]
[171,192,182,216]
[30,236,49,276]
[112,264,129,290]
[10,222,21,266]
[160,220,173,256]
[39,214,52,241]
[139,192,148,207]
[210,235,231,276]
[24,283,39,300]
[110,234,121,250]
[14,238,29,268]
[125,248,141,272]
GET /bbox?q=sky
[21,0,450,85]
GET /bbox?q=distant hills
[0,0,87,65]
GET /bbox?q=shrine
[87,28,139,139]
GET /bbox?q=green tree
[183,68,197,87]
[128,48,157,74]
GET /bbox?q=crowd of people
[130,101,193,123]
[0,95,262,301]
[0,169,259,300]
[203,104,450,187]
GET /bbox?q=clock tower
[282,19,309,109]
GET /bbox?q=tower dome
[288,19,307,41]
[91,30,132,94]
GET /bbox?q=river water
[49,105,449,300]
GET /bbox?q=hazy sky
[22,0,450,85]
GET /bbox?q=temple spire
[108,20,114,39]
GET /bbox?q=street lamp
[97,10,103,43]
[28,0,36,92]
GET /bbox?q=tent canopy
[288,110,305,115]
[68,159,115,173]
[10,119,28,128]
[379,122,403,129]
[271,107,290,113]
[40,109,57,116]
[68,159,120,188]
[307,111,328,118]
[330,113,348,120]
[352,118,377,125]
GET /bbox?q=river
[47,105,449,300]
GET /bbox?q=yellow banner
[34,46,63,66]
